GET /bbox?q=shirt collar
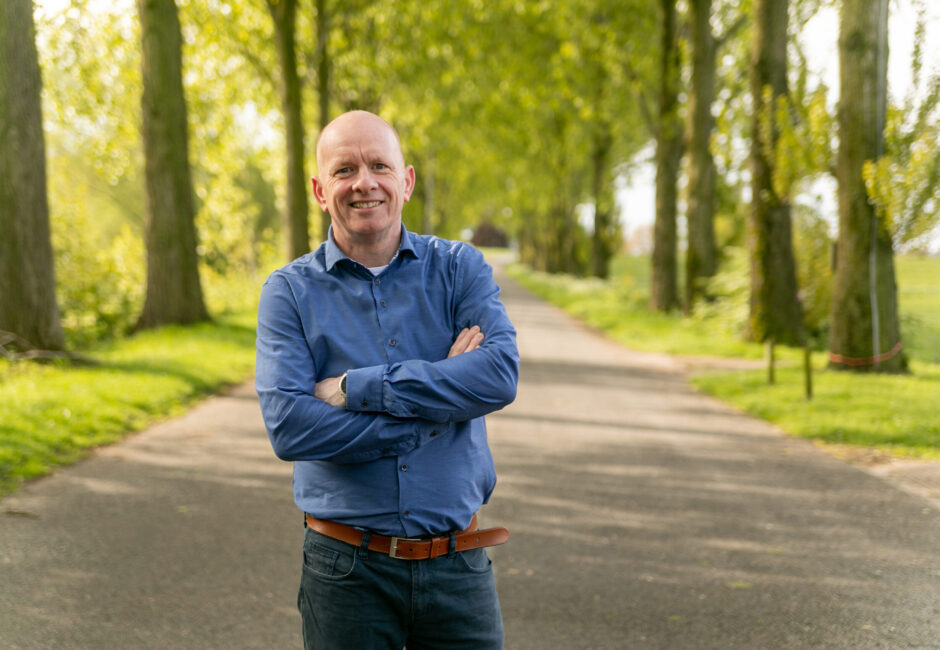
[324,223,420,272]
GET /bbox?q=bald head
[316,110,406,174]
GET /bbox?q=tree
[0,0,65,352]
[746,0,803,346]
[650,0,683,311]
[267,0,310,259]
[314,0,332,241]
[136,0,209,329]
[829,0,905,372]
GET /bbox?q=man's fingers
[448,326,484,358]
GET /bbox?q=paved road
[2,265,938,649]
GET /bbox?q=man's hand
[314,327,484,407]
[448,325,484,358]
[314,374,346,407]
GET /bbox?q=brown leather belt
[305,513,510,560]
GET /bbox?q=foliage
[862,5,940,251]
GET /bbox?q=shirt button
[429,431,438,437]
[361,400,369,408]
[389,339,397,347]
[374,278,381,286]
[403,510,411,517]
[400,464,408,472]
[380,300,387,307]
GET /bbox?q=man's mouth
[350,200,382,209]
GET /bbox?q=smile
[350,201,382,208]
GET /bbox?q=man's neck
[334,229,402,268]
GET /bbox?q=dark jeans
[298,527,504,649]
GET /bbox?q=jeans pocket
[455,547,492,574]
[303,541,356,580]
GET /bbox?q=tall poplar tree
[315,0,332,241]
[0,0,65,352]
[268,0,310,259]
[136,0,208,329]
[684,0,718,311]
[747,0,803,346]
[650,0,682,311]
[829,0,905,372]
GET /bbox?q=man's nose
[352,169,378,193]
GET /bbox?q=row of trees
[1,0,937,375]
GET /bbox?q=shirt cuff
[344,365,385,412]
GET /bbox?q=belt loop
[358,532,372,559]
[447,532,457,558]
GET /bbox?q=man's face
[312,113,415,250]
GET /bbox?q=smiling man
[255,110,519,649]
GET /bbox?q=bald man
[255,110,519,649]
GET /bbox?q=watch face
[340,374,347,395]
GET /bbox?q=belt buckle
[388,536,422,560]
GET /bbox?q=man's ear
[311,176,328,211]
[403,165,416,203]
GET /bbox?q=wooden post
[803,345,813,400]
[766,338,775,385]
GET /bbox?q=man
[255,110,519,649]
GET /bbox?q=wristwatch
[339,373,347,399]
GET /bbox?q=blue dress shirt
[255,226,519,537]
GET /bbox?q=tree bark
[136,0,209,330]
[0,0,65,351]
[268,0,310,259]
[830,0,905,372]
[747,0,804,346]
[315,0,331,242]
[590,121,615,279]
[684,0,718,312]
[650,0,682,311]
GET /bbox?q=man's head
[312,111,415,255]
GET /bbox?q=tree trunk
[315,0,331,242]
[0,0,65,351]
[747,0,804,346]
[830,0,905,372]
[650,0,682,311]
[590,122,615,279]
[269,0,310,260]
[135,0,208,330]
[684,0,718,312]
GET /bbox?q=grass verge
[0,312,257,497]
[506,255,940,460]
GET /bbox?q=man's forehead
[318,126,404,169]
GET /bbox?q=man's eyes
[333,163,390,176]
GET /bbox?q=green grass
[0,312,257,496]
[506,262,784,361]
[897,256,940,364]
[692,360,940,460]
[507,254,940,460]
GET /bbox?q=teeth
[352,201,381,208]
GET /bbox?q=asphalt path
[1,263,938,649]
